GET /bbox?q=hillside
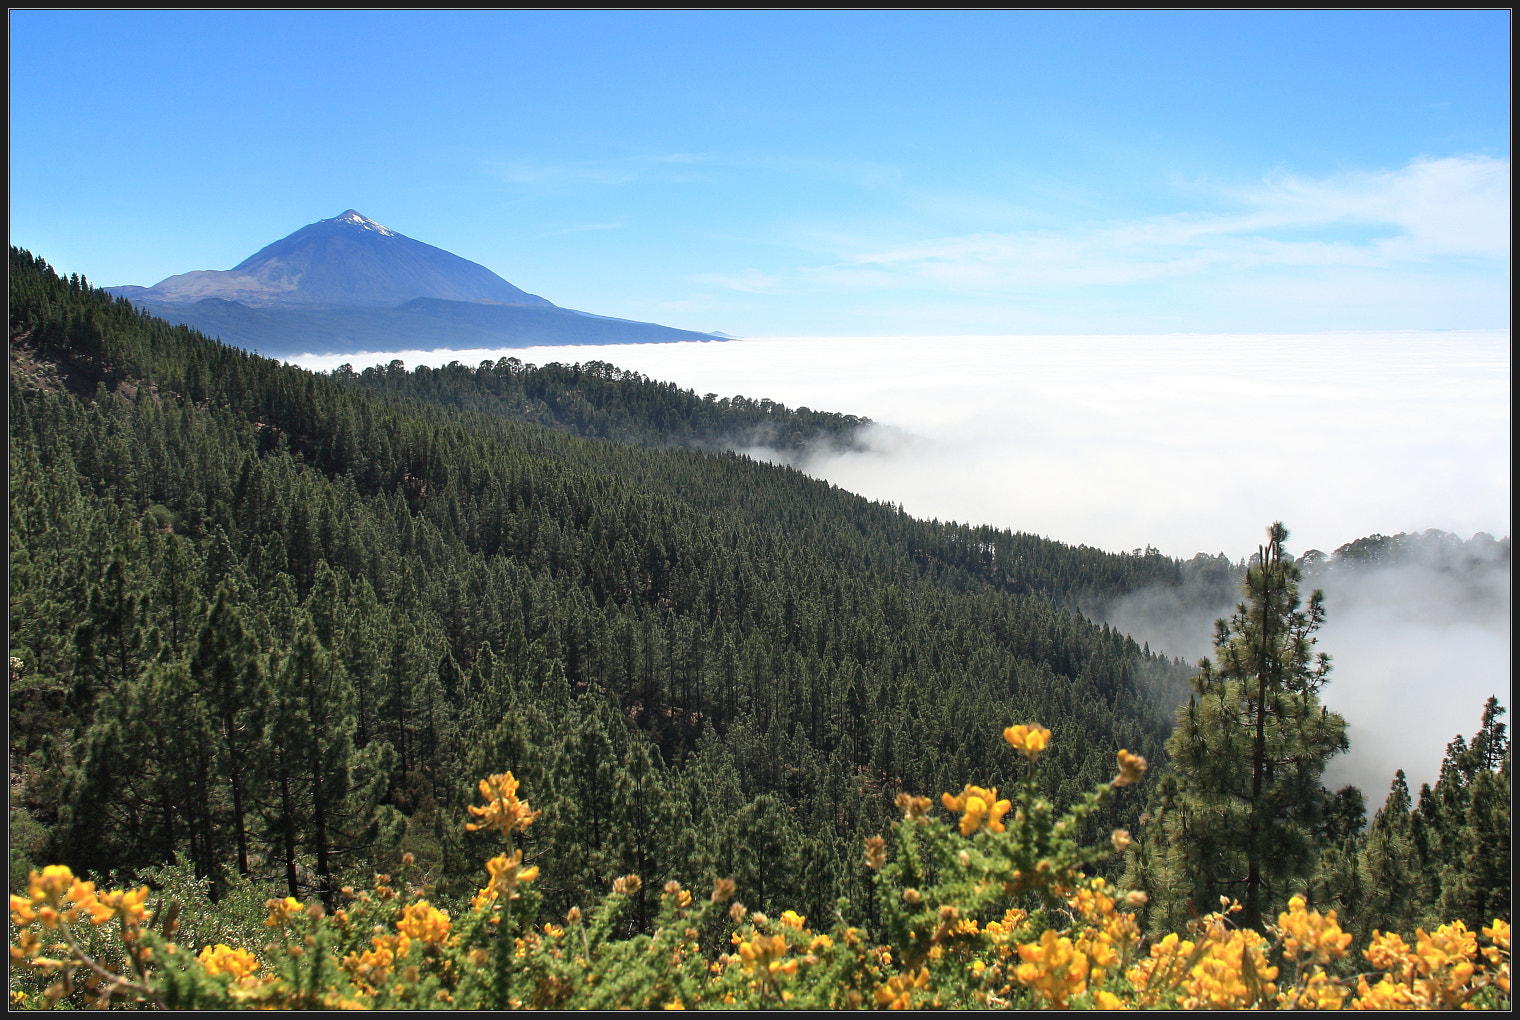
[8,247,1208,923]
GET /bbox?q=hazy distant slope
[120,295,727,359]
[331,356,874,455]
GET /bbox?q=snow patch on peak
[329,209,395,236]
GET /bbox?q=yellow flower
[1481,919,1510,994]
[396,900,451,945]
[1068,878,1117,923]
[97,886,151,929]
[264,896,305,928]
[895,792,933,824]
[1406,922,1480,1008]
[1182,928,1278,1010]
[1483,918,1510,954]
[941,785,1012,836]
[1291,970,1349,1011]
[864,835,888,870]
[343,932,412,988]
[1003,724,1052,761]
[27,866,75,906]
[1015,930,1089,1008]
[1351,974,1415,1010]
[466,772,541,836]
[10,895,37,927]
[874,967,930,1009]
[1111,750,1147,787]
[473,850,539,909]
[11,927,43,960]
[780,910,807,930]
[735,931,796,982]
[198,944,261,981]
[1277,896,1352,965]
[1363,929,1413,977]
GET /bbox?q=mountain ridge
[111,210,554,309]
[105,210,723,356]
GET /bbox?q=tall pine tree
[1126,523,1349,931]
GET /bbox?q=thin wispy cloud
[691,269,786,293]
[689,156,1508,329]
[834,155,1509,290]
[493,152,715,189]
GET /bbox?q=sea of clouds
[292,330,1510,796]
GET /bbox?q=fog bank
[291,331,1510,793]
[1087,544,1510,794]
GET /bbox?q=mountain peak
[102,210,726,355]
[110,211,553,310]
[327,209,396,236]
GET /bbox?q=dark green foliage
[1124,524,1350,933]
[334,356,873,455]
[1313,699,1511,941]
[10,245,1200,923]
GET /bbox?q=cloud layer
[293,329,1510,791]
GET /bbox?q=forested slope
[10,247,1194,925]
[332,355,874,454]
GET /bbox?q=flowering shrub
[9,726,1510,1010]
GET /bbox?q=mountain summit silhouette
[115,210,554,310]
[107,211,724,356]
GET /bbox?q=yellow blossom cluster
[343,931,412,990]
[874,966,930,1009]
[7,724,1511,1012]
[263,895,306,928]
[396,900,452,945]
[732,932,794,978]
[1003,724,1051,760]
[941,784,1011,836]
[197,944,261,981]
[1130,924,1282,1015]
[466,771,541,837]
[472,850,540,910]
[10,865,150,937]
[1483,920,1511,995]
[1126,906,1280,1010]
[9,865,156,1008]
[1016,930,1090,1007]
[1277,895,1353,967]
[1067,878,1140,986]
[1111,749,1147,788]
[1352,920,1509,1010]
[895,792,933,824]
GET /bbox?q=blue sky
[10,10,1510,335]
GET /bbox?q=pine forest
[7,248,1510,1009]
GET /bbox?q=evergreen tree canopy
[1126,523,1349,932]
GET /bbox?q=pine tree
[190,585,265,878]
[1428,697,1510,929]
[1347,770,1425,941]
[1126,523,1349,931]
